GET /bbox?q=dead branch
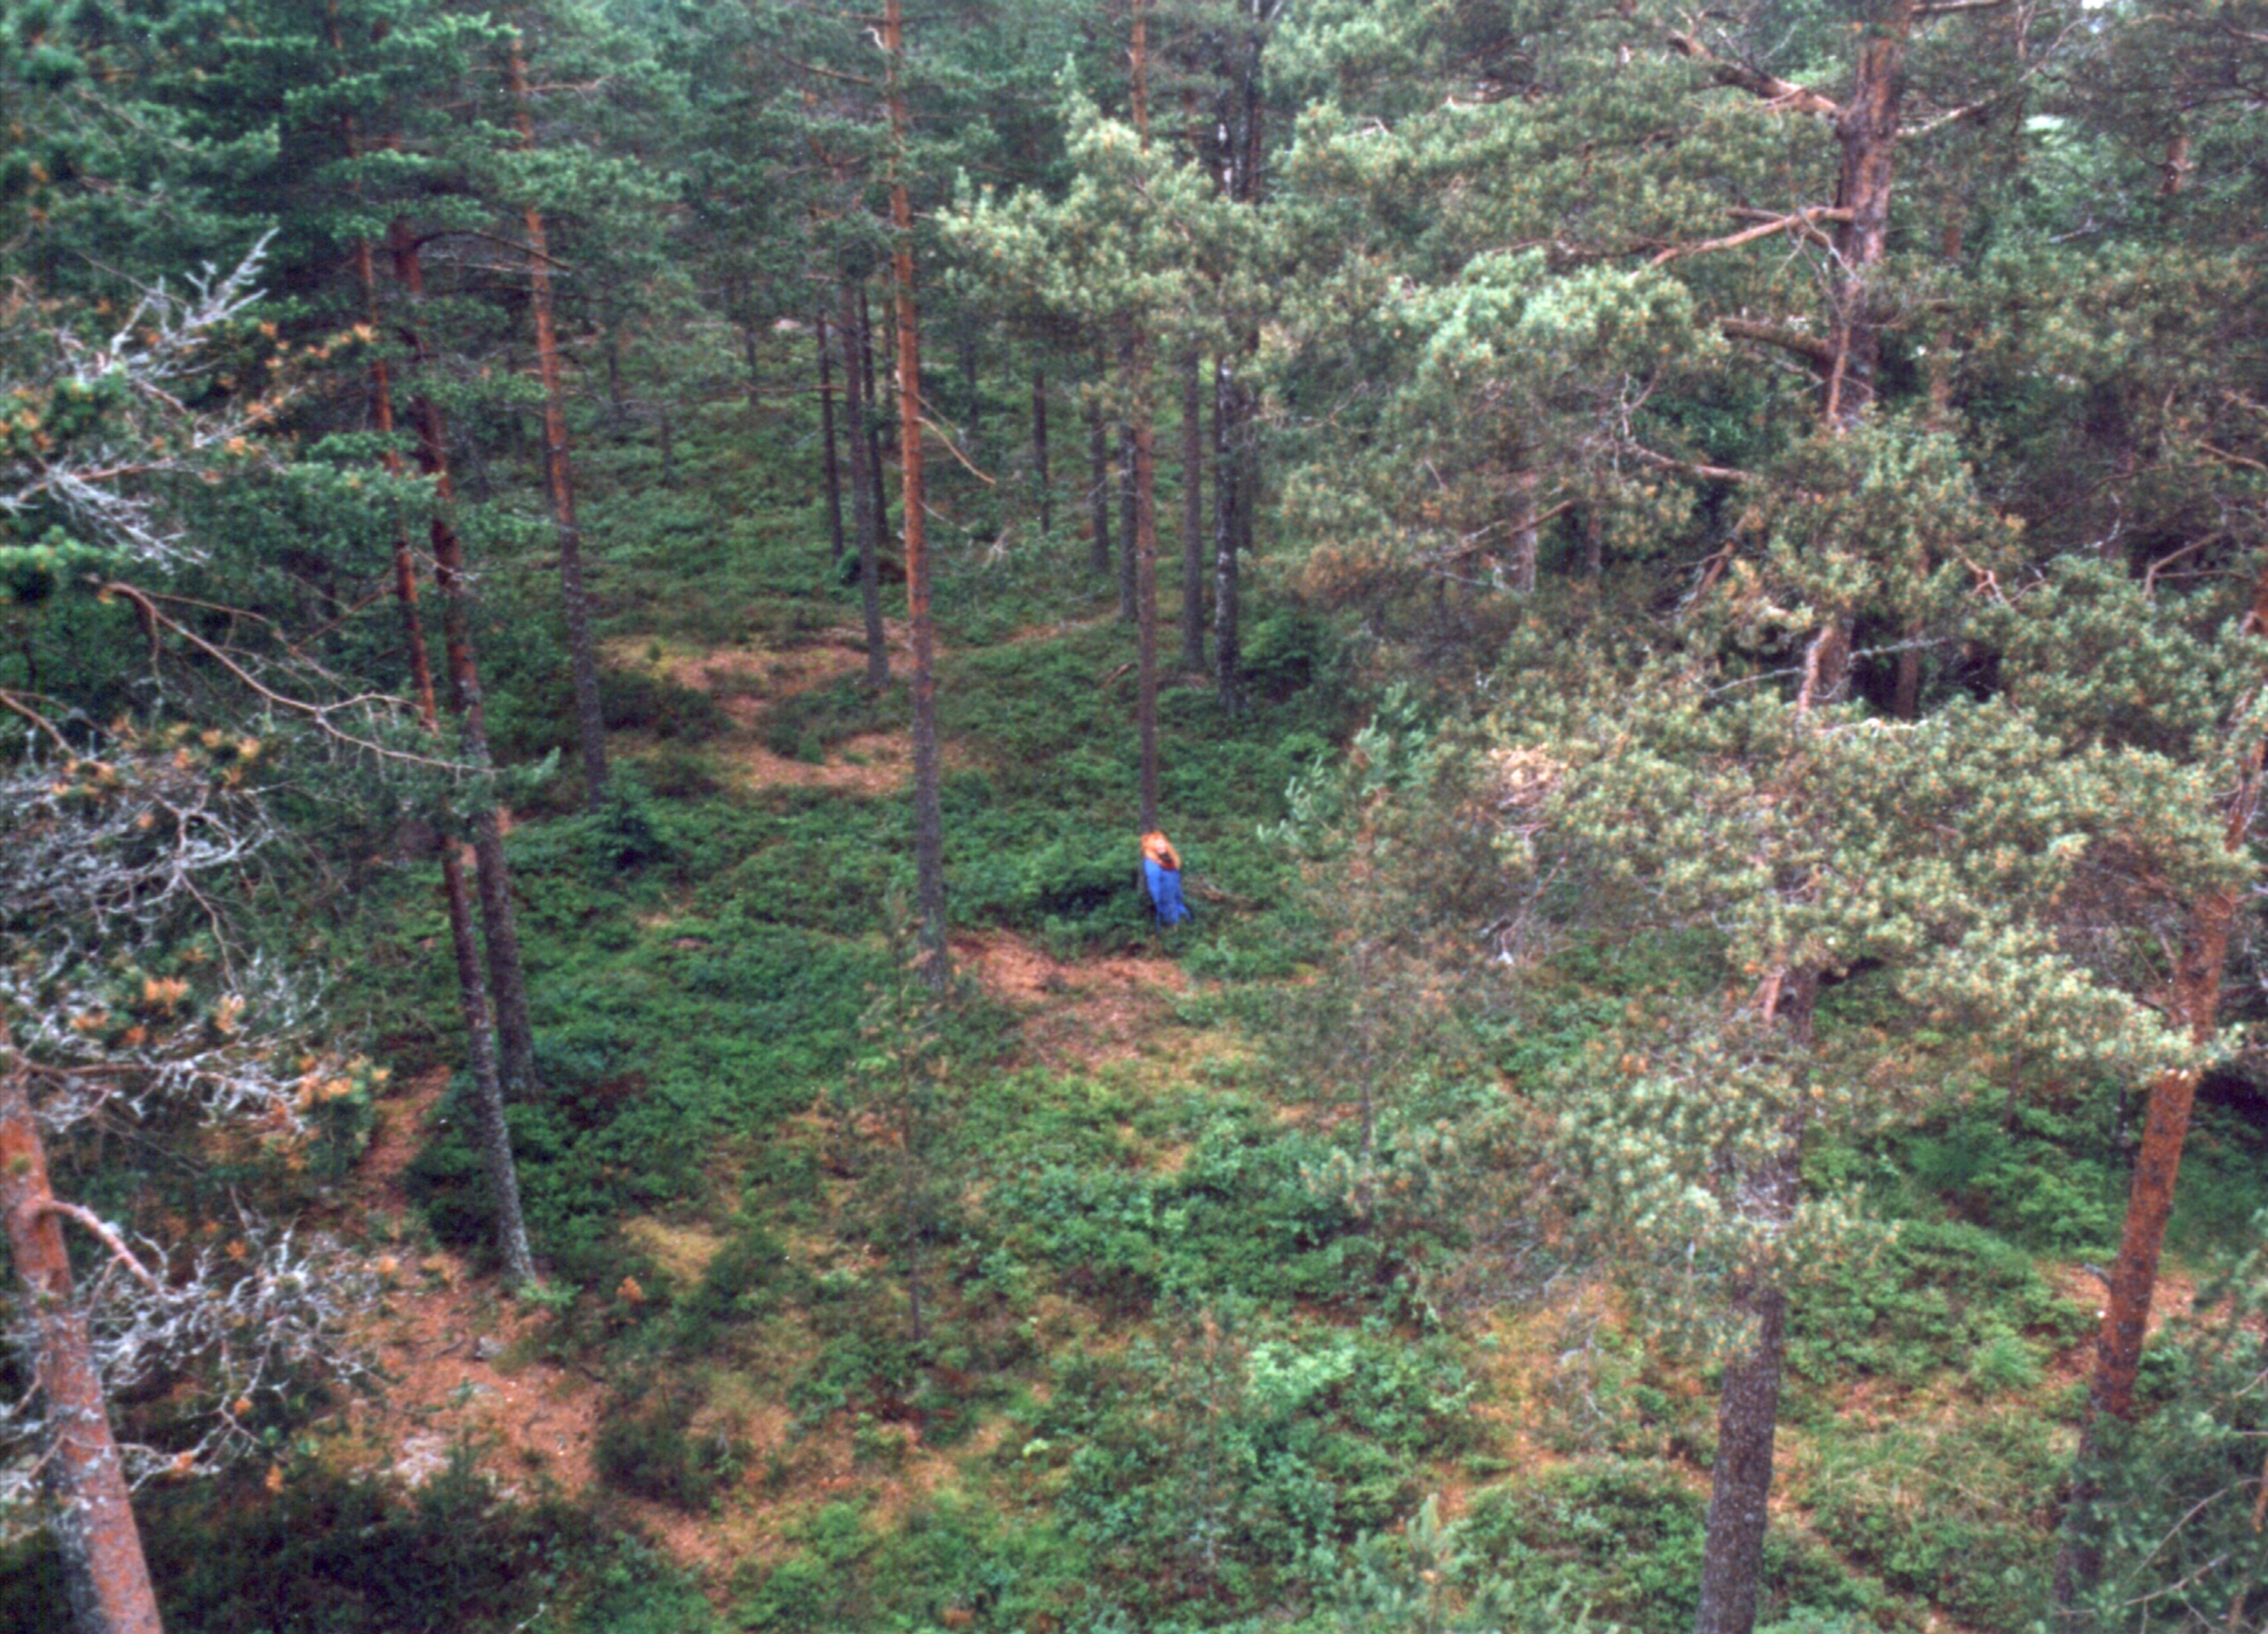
[39,1203,162,1292]
[1664,32,1841,118]
[1652,208,1845,267]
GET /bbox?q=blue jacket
[1143,857,1191,925]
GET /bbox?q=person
[1140,830,1191,926]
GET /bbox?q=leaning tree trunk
[389,220,544,1116]
[0,1067,164,1634]
[354,219,536,1288]
[842,280,889,690]
[884,0,949,988]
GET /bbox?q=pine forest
[3,0,2268,1629]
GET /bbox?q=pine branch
[1664,32,1841,118]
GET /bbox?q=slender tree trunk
[1134,369,1160,832]
[1086,378,1112,578]
[1031,369,1052,539]
[742,321,761,415]
[1118,419,1139,622]
[357,238,537,1290]
[508,34,607,808]
[818,311,847,563]
[390,220,543,1112]
[885,0,949,988]
[843,281,889,690]
[1,1067,164,1634]
[1179,349,1205,671]
[876,286,900,465]
[604,322,627,441]
[1128,0,1159,831]
[1214,357,1242,713]
[861,287,890,547]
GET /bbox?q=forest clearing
[6,0,2268,1631]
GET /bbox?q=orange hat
[1140,831,1181,870]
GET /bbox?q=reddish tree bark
[2053,570,2268,1620]
[341,69,535,1286]
[1,1067,163,1634]
[507,32,609,806]
[388,218,545,1119]
[883,0,948,986]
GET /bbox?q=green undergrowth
[105,346,2268,1634]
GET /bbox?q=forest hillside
[3,1,2267,1631]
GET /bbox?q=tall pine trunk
[1128,0,1158,831]
[818,310,847,563]
[1672,13,1913,1614]
[842,280,889,690]
[861,287,890,552]
[1694,627,1849,1634]
[885,0,949,987]
[507,33,608,808]
[2052,569,2268,1623]
[1031,369,1052,538]
[390,220,544,1116]
[1213,357,1242,713]
[1086,374,1112,579]
[1,1068,163,1634]
[355,221,535,1288]
[1117,419,1138,622]
[1179,349,1205,671]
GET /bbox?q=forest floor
[335,621,1210,1592]
[322,605,2237,1634]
